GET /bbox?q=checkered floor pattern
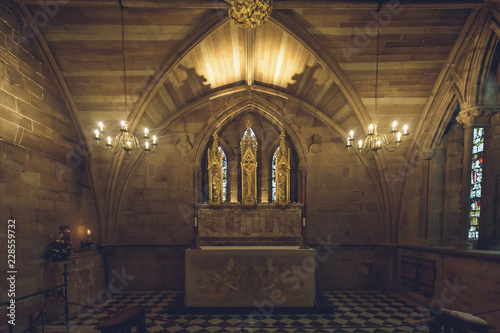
[54,291,429,332]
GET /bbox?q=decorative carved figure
[308,134,323,154]
[176,135,192,154]
[240,120,258,206]
[208,132,223,205]
[275,132,290,207]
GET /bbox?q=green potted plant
[46,234,73,262]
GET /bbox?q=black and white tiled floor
[56,291,429,332]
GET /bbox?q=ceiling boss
[228,0,273,28]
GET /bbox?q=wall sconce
[81,229,94,251]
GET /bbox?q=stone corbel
[419,148,436,161]
[456,106,500,127]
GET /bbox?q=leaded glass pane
[219,146,227,202]
[469,128,484,240]
[271,147,280,202]
[243,127,256,141]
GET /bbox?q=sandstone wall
[0,3,102,330]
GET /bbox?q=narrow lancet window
[220,146,227,202]
[271,146,279,202]
[469,127,484,240]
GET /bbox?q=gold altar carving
[197,205,303,246]
[208,132,223,205]
[240,120,258,206]
[275,132,290,207]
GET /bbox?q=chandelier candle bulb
[94,129,99,139]
[368,124,374,135]
[397,132,402,143]
[349,130,354,140]
[144,128,149,138]
[107,136,112,146]
[120,120,126,131]
[99,121,104,132]
[392,121,397,132]
[403,124,409,135]
[153,135,157,145]
[358,140,363,149]
[145,141,150,151]
[87,229,91,242]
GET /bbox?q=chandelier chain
[345,3,410,155]
[120,0,127,110]
[375,4,380,116]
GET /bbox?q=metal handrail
[3,264,69,333]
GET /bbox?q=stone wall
[0,3,101,330]
[399,121,463,246]
[43,252,104,323]
[396,246,500,332]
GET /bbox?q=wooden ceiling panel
[25,1,478,149]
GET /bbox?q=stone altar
[185,246,315,307]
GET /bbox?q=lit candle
[87,229,91,242]
[153,135,157,144]
[94,129,99,139]
[107,136,112,145]
[349,130,354,140]
[392,121,397,131]
[403,124,408,135]
[121,120,126,130]
[144,128,149,137]
[397,132,402,142]
[368,124,374,134]
[358,140,363,149]
[98,121,104,132]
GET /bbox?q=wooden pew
[429,308,495,333]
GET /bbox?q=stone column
[418,148,435,242]
[427,147,446,245]
[455,107,497,250]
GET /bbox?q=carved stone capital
[456,106,499,127]
[419,148,436,160]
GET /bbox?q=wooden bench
[429,308,496,333]
[94,306,146,333]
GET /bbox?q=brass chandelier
[228,0,273,28]
[93,0,158,155]
[346,5,409,155]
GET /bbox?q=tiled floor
[56,291,429,332]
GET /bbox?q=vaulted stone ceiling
[11,0,496,236]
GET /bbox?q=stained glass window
[271,146,280,202]
[243,127,256,141]
[469,127,484,240]
[219,146,227,202]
